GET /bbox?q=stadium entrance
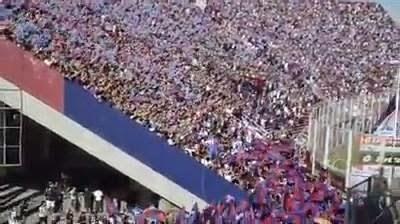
[0,112,162,208]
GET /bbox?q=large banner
[355,134,400,191]
[359,134,400,166]
[360,151,400,166]
[359,134,400,152]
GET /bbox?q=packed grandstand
[0,0,399,223]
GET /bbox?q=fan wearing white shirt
[38,204,47,224]
[232,138,243,154]
[93,189,104,213]
[8,208,18,224]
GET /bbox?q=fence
[307,90,397,189]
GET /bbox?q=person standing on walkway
[19,200,28,223]
[93,189,103,213]
[70,187,78,212]
[78,192,85,212]
[38,203,47,224]
[78,211,87,224]
[66,209,74,224]
[84,188,93,212]
[8,207,19,224]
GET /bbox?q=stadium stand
[0,0,399,223]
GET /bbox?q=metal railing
[346,175,400,224]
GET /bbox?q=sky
[376,0,400,23]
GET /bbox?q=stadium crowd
[0,0,399,223]
[3,0,399,182]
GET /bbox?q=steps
[20,194,45,224]
[0,186,23,201]
[0,184,44,224]
[0,189,41,211]
[0,194,44,224]
[0,185,10,191]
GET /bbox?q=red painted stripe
[0,39,64,112]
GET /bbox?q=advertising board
[359,134,400,152]
[359,151,400,166]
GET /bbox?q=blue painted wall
[63,80,246,203]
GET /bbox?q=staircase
[0,184,44,224]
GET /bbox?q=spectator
[78,191,85,212]
[206,135,219,160]
[38,202,47,224]
[84,188,93,212]
[50,214,60,224]
[188,202,200,224]
[66,209,74,224]
[8,207,19,224]
[93,189,104,213]
[78,211,87,224]
[19,200,28,222]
